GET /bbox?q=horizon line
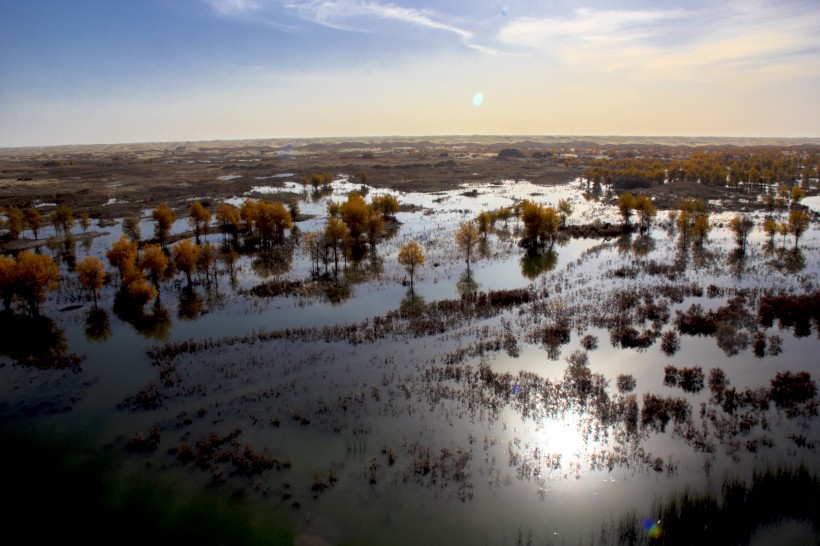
[3,133,820,151]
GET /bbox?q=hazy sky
[1,0,819,146]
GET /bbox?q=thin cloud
[205,0,484,48]
[497,1,820,84]
[283,1,473,40]
[499,8,682,47]
[203,0,263,16]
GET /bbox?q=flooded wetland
[1,138,819,545]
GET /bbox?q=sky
[1,0,819,147]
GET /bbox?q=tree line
[1,172,813,322]
[583,150,818,189]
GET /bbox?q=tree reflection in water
[251,244,294,279]
[519,249,558,280]
[456,269,480,300]
[323,280,352,306]
[631,234,655,257]
[399,287,425,318]
[0,313,73,368]
[773,247,806,274]
[84,308,111,342]
[113,294,172,340]
[727,248,746,280]
[178,288,204,321]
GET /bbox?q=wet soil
[0,138,577,221]
[4,135,811,224]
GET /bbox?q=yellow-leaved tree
[173,239,201,288]
[788,209,811,249]
[0,255,17,312]
[340,192,369,242]
[255,201,292,244]
[14,250,60,316]
[398,240,425,290]
[152,204,176,247]
[189,201,212,242]
[50,204,74,237]
[76,256,106,307]
[106,235,139,288]
[139,244,170,288]
[455,221,480,271]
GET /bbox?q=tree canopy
[455,221,480,270]
[398,240,425,289]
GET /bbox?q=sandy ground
[1,135,817,222]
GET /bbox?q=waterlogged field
[1,174,819,545]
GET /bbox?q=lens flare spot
[642,518,663,539]
[472,92,484,107]
[501,7,509,16]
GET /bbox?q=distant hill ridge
[3,134,820,155]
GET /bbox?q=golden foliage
[788,209,811,247]
[455,221,480,267]
[106,235,139,285]
[189,201,212,239]
[371,194,400,219]
[255,201,293,243]
[23,208,43,239]
[50,204,74,237]
[340,192,368,240]
[398,240,425,286]
[216,202,241,235]
[14,250,60,314]
[172,239,201,286]
[76,257,105,293]
[634,195,657,230]
[240,199,259,233]
[0,255,17,310]
[139,244,170,286]
[520,201,560,247]
[152,204,176,244]
[617,193,636,225]
[5,205,24,240]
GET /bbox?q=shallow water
[2,176,818,544]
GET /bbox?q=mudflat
[3,135,818,220]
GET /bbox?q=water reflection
[519,249,558,280]
[616,233,633,256]
[311,187,334,202]
[727,248,746,280]
[478,238,491,260]
[365,253,384,277]
[5,172,820,546]
[631,234,655,257]
[690,241,718,271]
[251,243,295,279]
[582,179,603,201]
[0,313,70,367]
[456,269,480,299]
[84,308,111,342]
[767,247,806,274]
[113,295,172,339]
[399,288,425,317]
[323,280,352,305]
[60,237,77,269]
[178,288,205,321]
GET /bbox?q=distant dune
[3,134,820,156]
